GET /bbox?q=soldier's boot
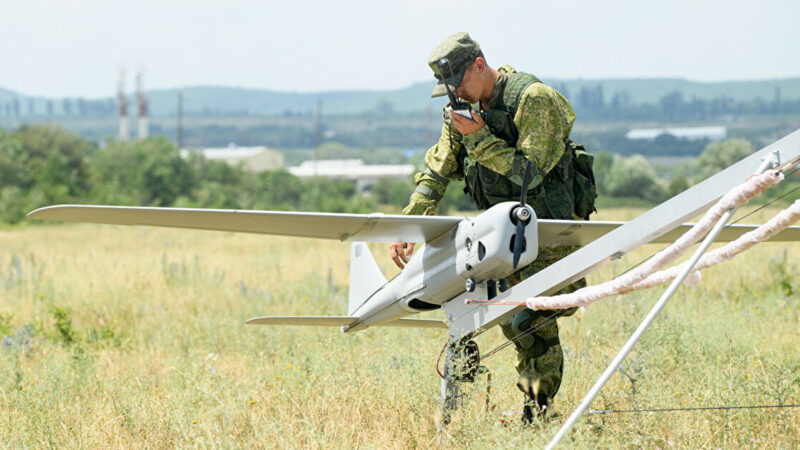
[521,393,552,424]
[500,308,566,425]
[518,374,557,425]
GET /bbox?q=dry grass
[0,206,798,448]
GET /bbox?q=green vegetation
[0,126,388,223]
[0,215,797,446]
[1,125,796,224]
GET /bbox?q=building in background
[626,126,727,141]
[181,143,284,172]
[288,159,414,191]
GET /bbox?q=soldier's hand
[451,110,485,135]
[390,242,415,269]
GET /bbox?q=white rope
[626,199,800,291]
[526,171,785,311]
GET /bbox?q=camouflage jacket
[402,66,577,261]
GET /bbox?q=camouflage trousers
[498,253,586,409]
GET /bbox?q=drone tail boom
[244,316,447,329]
[347,242,387,315]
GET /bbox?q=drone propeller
[512,160,534,270]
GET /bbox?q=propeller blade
[512,220,526,270]
[512,160,535,269]
[519,160,533,206]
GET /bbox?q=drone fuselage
[344,201,538,332]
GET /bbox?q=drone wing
[537,219,800,246]
[28,205,800,246]
[27,205,462,243]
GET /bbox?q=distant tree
[592,151,614,195]
[696,138,753,181]
[300,177,374,213]
[90,137,195,206]
[0,130,31,188]
[659,91,683,121]
[374,98,396,116]
[667,175,690,198]
[13,125,95,203]
[371,177,414,206]
[256,170,304,210]
[0,130,54,222]
[605,154,665,203]
[577,85,604,110]
[438,180,478,214]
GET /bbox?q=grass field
[0,207,798,448]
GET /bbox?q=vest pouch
[484,109,518,146]
[479,165,515,208]
[570,143,597,220]
[541,176,575,220]
[553,147,573,182]
[462,157,491,209]
[573,170,596,220]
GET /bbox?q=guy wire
[588,404,800,415]
[481,310,562,361]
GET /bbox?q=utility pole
[177,91,183,150]
[313,99,322,176]
[136,69,149,139]
[117,69,129,141]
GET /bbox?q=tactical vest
[459,72,597,220]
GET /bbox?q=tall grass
[0,207,798,447]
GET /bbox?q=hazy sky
[2,0,798,98]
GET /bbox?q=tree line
[0,125,777,225]
[0,125,379,224]
[553,84,800,121]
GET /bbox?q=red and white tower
[136,69,149,139]
[117,69,129,141]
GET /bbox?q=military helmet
[428,32,482,98]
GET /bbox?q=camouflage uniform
[404,34,589,415]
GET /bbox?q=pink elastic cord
[526,171,784,311]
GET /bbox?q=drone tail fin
[348,242,387,315]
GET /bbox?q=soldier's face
[456,59,483,104]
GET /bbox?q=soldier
[390,32,596,423]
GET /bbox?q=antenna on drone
[136,69,149,140]
[117,68,129,141]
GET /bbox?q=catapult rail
[443,129,800,339]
